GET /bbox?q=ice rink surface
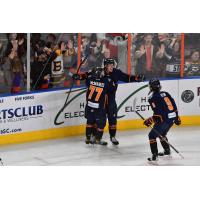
[0,126,199,166]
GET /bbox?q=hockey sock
[109,125,116,138]
[149,139,158,155]
[92,124,97,137]
[96,129,104,141]
[160,136,170,152]
[86,125,93,140]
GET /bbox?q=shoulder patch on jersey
[160,92,167,97]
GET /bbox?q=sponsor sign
[0,79,199,136]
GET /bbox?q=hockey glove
[153,115,163,124]
[144,117,154,127]
[135,74,145,82]
[174,116,181,126]
[72,74,81,80]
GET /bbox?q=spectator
[185,50,200,76]
[31,51,51,90]
[185,34,200,60]
[164,39,181,78]
[63,39,76,66]
[104,34,119,60]
[131,33,138,74]
[4,33,27,93]
[63,39,77,87]
[49,41,66,88]
[0,41,5,86]
[135,33,160,78]
[116,34,128,73]
[155,33,181,77]
[46,34,56,48]
[31,33,45,62]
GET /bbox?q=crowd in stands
[80,33,128,73]
[0,33,199,94]
[184,34,200,76]
[30,33,78,90]
[0,33,27,93]
[133,33,181,78]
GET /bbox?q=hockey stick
[54,55,88,125]
[62,55,88,110]
[133,98,184,159]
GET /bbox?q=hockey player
[72,67,115,145]
[103,58,145,145]
[144,78,181,162]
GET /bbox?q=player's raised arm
[103,58,145,83]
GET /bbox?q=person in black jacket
[103,58,145,145]
[31,50,51,90]
[73,67,115,145]
[144,78,181,162]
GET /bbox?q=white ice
[0,126,199,166]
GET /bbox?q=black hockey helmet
[104,58,115,66]
[149,78,161,93]
[103,58,118,68]
[91,67,104,79]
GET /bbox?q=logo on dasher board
[181,90,194,103]
[54,85,149,125]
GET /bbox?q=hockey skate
[85,138,91,144]
[85,136,96,145]
[95,139,108,146]
[147,154,158,165]
[158,149,172,159]
[110,137,119,145]
[158,149,171,156]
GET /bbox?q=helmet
[91,67,104,79]
[149,78,161,93]
[103,58,117,68]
